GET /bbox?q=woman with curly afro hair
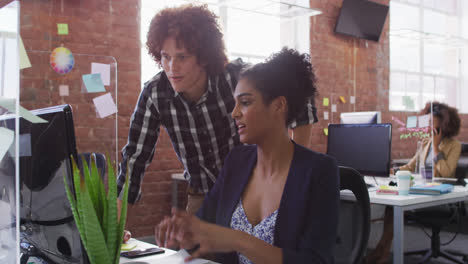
[155,48,339,264]
[367,101,462,264]
[118,3,318,223]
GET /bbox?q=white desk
[120,239,217,264]
[342,176,468,264]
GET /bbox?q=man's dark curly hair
[239,47,317,126]
[420,101,461,138]
[146,4,227,75]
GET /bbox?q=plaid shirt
[117,60,318,203]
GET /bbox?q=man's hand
[123,230,132,244]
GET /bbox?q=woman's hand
[169,208,239,261]
[154,215,180,249]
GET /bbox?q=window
[0,3,19,99]
[389,0,468,113]
[140,0,311,87]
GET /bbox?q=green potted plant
[64,155,129,264]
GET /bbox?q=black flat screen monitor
[340,111,381,124]
[335,0,389,42]
[327,123,392,177]
[0,104,86,263]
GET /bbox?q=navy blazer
[196,143,340,264]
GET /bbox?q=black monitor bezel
[327,123,392,177]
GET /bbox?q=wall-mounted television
[334,0,389,42]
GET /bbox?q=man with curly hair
[117,4,317,217]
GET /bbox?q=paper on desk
[91,63,111,86]
[0,97,47,123]
[159,249,209,264]
[0,127,14,161]
[93,93,117,118]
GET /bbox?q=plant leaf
[64,175,85,250]
[71,157,88,249]
[115,167,130,263]
[106,158,118,263]
[82,156,99,216]
[81,185,112,264]
[90,155,106,228]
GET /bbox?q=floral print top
[230,199,278,264]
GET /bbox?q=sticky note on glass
[323,98,329,107]
[323,128,328,136]
[19,37,31,69]
[93,93,117,118]
[59,85,69,96]
[91,63,111,86]
[324,111,329,120]
[350,96,355,104]
[418,114,430,128]
[339,96,346,103]
[0,97,47,123]
[82,73,106,93]
[0,127,14,161]
[406,116,417,128]
[331,104,337,113]
[57,23,69,35]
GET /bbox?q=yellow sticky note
[323,98,329,107]
[121,243,137,251]
[323,128,328,136]
[19,37,31,69]
[339,96,346,103]
[57,23,69,35]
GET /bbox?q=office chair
[405,203,468,263]
[335,166,371,264]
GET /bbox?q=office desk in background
[120,239,217,264]
[341,176,468,264]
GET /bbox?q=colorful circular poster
[50,47,74,74]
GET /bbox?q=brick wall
[308,0,468,159]
[17,0,467,238]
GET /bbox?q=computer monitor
[340,111,381,124]
[0,104,86,263]
[327,123,392,177]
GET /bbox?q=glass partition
[17,49,117,263]
[0,1,20,263]
[322,94,437,181]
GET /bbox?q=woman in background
[155,48,340,264]
[367,101,462,263]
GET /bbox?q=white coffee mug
[396,170,412,195]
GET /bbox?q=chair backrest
[77,152,107,180]
[335,166,371,264]
[455,143,468,185]
[461,143,468,156]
